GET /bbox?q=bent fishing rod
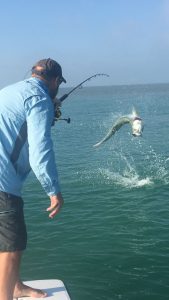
[59,73,109,102]
[55,73,109,123]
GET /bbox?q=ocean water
[21,84,169,300]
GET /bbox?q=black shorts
[0,191,27,252]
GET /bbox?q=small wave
[99,168,153,188]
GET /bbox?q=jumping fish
[93,108,143,148]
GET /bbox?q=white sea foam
[99,168,153,188]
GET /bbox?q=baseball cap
[31,58,66,83]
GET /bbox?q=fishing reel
[53,100,71,124]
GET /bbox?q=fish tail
[93,142,102,148]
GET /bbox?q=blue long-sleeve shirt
[0,77,60,197]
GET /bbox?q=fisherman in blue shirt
[0,58,65,299]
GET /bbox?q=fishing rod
[54,73,109,123]
[58,73,109,103]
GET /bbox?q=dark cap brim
[61,76,66,83]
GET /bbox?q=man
[0,58,65,299]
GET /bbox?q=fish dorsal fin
[131,107,138,118]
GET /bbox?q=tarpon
[93,108,143,148]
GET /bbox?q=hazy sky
[0,0,169,87]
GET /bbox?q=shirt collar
[27,77,49,94]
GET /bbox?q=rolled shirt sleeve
[25,95,60,196]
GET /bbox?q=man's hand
[53,97,62,108]
[46,192,64,218]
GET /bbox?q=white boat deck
[16,279,71,300]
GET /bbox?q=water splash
[99,141,169,188]
[137,142,169,184]
[98,168,153,188]
[79,138,169,189]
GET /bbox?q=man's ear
[49,77,58,88]
[55,76,60,85]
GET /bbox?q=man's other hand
[47,192,64,218]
